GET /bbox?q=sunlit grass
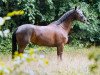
[0,46,100,75]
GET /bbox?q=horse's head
[74,6,89,24]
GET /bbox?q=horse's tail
[12,28,17,58]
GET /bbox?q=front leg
[57,44,64,60]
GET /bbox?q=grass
[0,46,100,75]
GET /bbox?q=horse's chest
[62,35,68,43]
[57,32,68,44]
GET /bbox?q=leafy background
[0,0,100,74]
[0,0,100,52]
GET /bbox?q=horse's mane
[53,9,74,25]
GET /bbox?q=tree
[0,0,100,45]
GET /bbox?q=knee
[57,51,63,56]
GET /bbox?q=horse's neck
[59,11,75,33]
[61,18,73,33]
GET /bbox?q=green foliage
[0,0,99,54]
[0,0,100,46]
[69,1,100,46]
[0,34,11,53]
[0,10,24,53]
[88,48,100,73]
[0,1,100,75]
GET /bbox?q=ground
[0,46,100,75]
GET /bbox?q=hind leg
[16,34,30,54]
[17,39,29,54]
[18,43,27,53]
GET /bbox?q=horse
[12,6,88,60]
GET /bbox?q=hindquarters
[14,24,34,54]
[12,27,30,58]
[16,31,32,53]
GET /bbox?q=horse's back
[15,24,56,46]
[16,24,35,33]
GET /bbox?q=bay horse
[12,6,88,60]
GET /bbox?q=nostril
[84,19,86,21]
[82,19,86,22]
[83,19,85,21]
[87,19,89,22]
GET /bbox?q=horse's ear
[75,6,77,10]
